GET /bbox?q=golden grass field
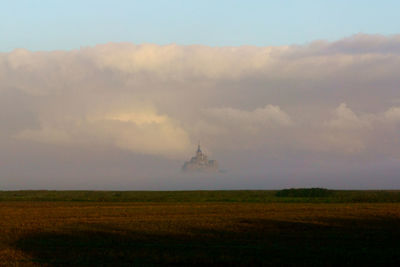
[1,201,400,266]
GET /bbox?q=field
[1,191,400,266]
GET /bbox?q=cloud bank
[1,34,400,189]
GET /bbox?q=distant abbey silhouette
[182,144,218,172]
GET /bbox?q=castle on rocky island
[182,144,218,172]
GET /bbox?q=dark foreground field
[1,191,400,266]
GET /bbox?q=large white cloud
[1,34,400,188]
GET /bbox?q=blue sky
[1,0,399,51]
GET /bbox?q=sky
[1,1,400,190]
[2,1,400,51]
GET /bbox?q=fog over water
[1,34,400,189]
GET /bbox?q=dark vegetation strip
[1,189,400,202]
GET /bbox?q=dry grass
[1,202,400,266]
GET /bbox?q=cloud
[2,34,400,188]
[318,103,372,153]
[325,103,371,130]
[15,106,191,158]
[384,107,400,122]
[314,103,400,155]
[81,43,280,81]
[192,105,293,150]
[204,105,292,128]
